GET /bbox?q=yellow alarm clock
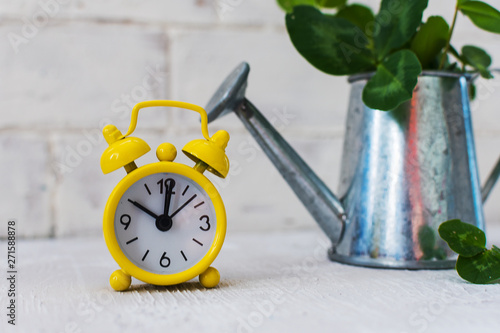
[100,100,230,291]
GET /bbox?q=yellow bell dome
[100,125,150,174]
[182,130,230,178]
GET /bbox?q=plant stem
[439,1,460,70]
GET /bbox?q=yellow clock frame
[103,161,227,287]
[100,100,230,291]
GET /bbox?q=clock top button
[156,143,177,162]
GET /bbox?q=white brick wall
[0,0,499,238]
[0,132,54,237]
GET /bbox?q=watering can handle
[120,100,211,140]
[482,157,500,202]
[471,71,500,202]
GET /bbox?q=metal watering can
[206,62,500,269]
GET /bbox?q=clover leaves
[439,219,500,284]
[280,0,500,110]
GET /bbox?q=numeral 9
[120,214,131,230]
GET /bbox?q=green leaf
[315,0,346,8]
[448,44,465,63]
[459,0,500,33]
[434,247,448,260]
[336,4,375,33]
[461,45,493,78]
[456,246,500,284]
[373,0,429,59]
[438,219,486,257]
[362,50,421,111]
[410,16,449,69]
[419,225,437,259]
[447,62,459,72]
[469,82,477,99]
[286,6,374,75]
[277,0,316,13]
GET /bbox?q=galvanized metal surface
[333,74,485,269]
[206,62,499,269]
[236,99,346,245]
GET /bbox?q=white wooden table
[2,225,500,333]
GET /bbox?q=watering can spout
[205,62,346,245]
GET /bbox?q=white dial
[114,172,217,275]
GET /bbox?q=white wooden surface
[2,225,500,333]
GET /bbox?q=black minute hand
[169,194,197,219]
[127,199,159,219]
[164,179,175,217]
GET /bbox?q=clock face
[113,172,217,275]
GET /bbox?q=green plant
[439,219,500,284]
[277,0,500,110]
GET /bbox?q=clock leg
[199,266,220,288]
[110,269,131,291]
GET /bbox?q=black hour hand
[127,199,159,219]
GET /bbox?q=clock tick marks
[126,237,138,245]
[141,250,150,261]
[182,185,189,196]
[180,250,188,261]
[169,194,197,218]
[192,238,203,246]
[194,201,205,208]
[144,183,152,195]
